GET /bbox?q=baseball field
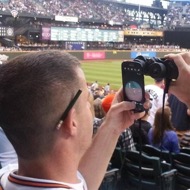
[81,60,154,90]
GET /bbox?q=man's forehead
[76,68,87,86]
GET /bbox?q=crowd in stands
[0,43,187,52]
[89,78,190,154]
[0,0,165,27]
[1,43,185,52]
[130,44,185,52]
[166,2,190,28]
[3,0,190,31]
[0,1,189,51]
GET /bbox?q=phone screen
[122,61,145,112]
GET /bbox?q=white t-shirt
[0,164,87,190]
[91,82,98,91]
[145,84,167,125]
[104,85,110,93]
[0,128,18,168]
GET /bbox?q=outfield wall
[0,50,181,61]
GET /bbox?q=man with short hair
[0,51,146,190]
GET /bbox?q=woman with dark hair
[148,106,180,153]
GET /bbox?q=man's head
[154,78,165,89]
[0,50,93,160]
[154,78,164,83]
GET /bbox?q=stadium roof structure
[170,0,190,1]
[102,0,167,11]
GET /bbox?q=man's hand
[103,88,150,135]
[164,53,190,107]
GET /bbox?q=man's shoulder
[0,164,18,177]
[0,168,87,190]
[145,85,164,100]
[145,84,162,91]
[0,164,17,189]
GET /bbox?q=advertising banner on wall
[55,16,78,22]
[66,42,85,50]
[131,51,156,59]
[42,27,51,40]
[83,52,105,60]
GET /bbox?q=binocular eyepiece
[133,55,179,80]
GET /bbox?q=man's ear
[58,108,78,137]
[187,108,190,116]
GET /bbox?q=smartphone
[121,61,145,112]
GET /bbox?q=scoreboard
[50,27,124,42]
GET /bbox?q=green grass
[81,60,154,90]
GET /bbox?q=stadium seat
[180,147,190,155]
[136,144,172,164]
[99,168,119,190]
[120,150,177,190]
[172,153,190,190]
[110,147,125,172]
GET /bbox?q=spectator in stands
[93,97,105,119]
[101,94,115,114]
[93,97,105,135]
[0,127,17,168]
[164,52,190,148]
[148,106,180,153]
[117,127,136,151]
[167,94,190,146]
[145,78,166,125]
[94,87,105,100]
[0,50,149,190]
[92,94,105,135]
[104,83,110,96]
[168,94,190,131]
[91,81,99,92]
[130,108,152,145]
[180,130,190,148]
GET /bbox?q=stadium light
[10,10,18,18]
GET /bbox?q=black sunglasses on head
[56,89,82,129]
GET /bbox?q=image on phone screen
[125,81,143,102]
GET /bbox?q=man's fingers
[178,52,190,66]
[164,53,189,70]
[110,101,136,114]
